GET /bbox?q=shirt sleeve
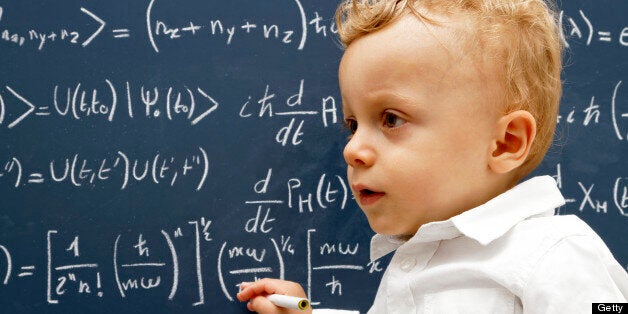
[521,235,628,314]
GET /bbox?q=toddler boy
[238,0,628,312]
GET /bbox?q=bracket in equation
[0,219,213,306]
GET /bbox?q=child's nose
[343,132,376,168]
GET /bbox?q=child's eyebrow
[369,90,425,112]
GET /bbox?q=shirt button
[399,257,416,272]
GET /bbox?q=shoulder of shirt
[505,214,602,257]
[503,215,613,275]
[513,214,596,239]
[496,214,611,287]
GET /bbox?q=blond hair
[335,0,563,180]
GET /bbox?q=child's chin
[369,223,416,240]
[368,221,403,236]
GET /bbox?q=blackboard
[0,1,626,313]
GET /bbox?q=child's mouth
[359,189,385,205]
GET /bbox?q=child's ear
[488,110,536,174]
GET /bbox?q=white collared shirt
[362,176,628,313]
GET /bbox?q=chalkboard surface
[0,1,626,313]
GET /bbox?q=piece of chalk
[267,294,310,310]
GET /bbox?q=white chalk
[267,294,310,310]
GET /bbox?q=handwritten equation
[0,82,219,128]
[238,168,350,238]
[553,164,628,217]
[557,80,628,141]
[0,1,336,52]
[559,9,628,48]
[239,79,340,146]
[1,147,209,190]
[0,224,380,308]
[3,6,627,51]
[0,79,341,146]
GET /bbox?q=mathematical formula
[238,79,340,146]
[553,164,628,217]
[0,82,220,128]
[1,1,626,313]
[0,224,380,308]
[560,9,628,48]
[558,81,628,141]
[3,6,628,51]
[1,148,209,190]
[0,1,337,52]
[0,78,341,147]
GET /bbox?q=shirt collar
[370,175,566,262]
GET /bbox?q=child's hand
[237,278,312,314]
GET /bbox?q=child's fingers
[247,295,279,313]
[237,278,276,301]
[237,278,306,302]
[238,279,311,314]
[237,278,281,301]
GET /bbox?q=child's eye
[383,112,405,128]
[345,119,358,134]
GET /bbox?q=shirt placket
[385,241,440,314]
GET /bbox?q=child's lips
[359,190,385,206]
[353,185,385,206]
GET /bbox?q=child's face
[339,14,503,237]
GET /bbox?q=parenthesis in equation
[578,10,593,46]
[270,238,285,280]
[69,154,83,187]
[317,174,328,209]
[337,175,348,209]
[113,234,126,298]
[186,87,195,121]
[0,244,11,285]
[105,79,117,122]
[152,153,161,184]
[217,242,233,301]
[613,177,628,217]
[611,81,625,141]
[0,93,5,126]
[6,157,22,187]
[293,0,307,50]
[315,174,348,210]
[196,147,209,191]
[117,151,130,189]
[146,0,160,53]
[71,83,81,120]
[161,230,179,300]
[166,88,173,121]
